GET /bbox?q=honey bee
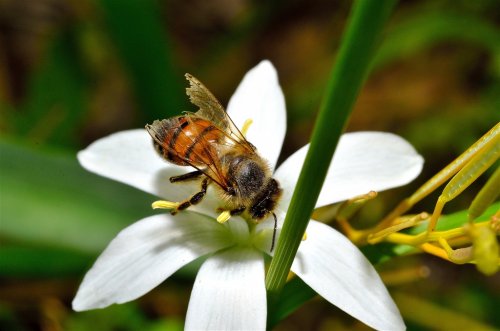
[145,74,282,250]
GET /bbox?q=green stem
[266,0,398,294]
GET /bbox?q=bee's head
[249,178,282,220]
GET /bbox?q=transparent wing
[185,73,256,153]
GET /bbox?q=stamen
[217,210,231,223]
[152,200,180,210]
[302,232,308,241]
[468,224,499,275]
[241,118,253,137]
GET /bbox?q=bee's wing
[185,73,256,152]
[146,117,233,192]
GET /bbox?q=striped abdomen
[147,116,223,167]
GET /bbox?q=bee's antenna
[270,212,278,252]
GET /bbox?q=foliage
[1,0,498,329]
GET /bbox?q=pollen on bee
[217,210,232,224]
[152,200,180,210]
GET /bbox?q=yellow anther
[152,200,180,210]
[469,224,499,276]
[241,118,253,137]
[217,210,231,224]
[302,232,308,241]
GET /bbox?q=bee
[145,74,282,250]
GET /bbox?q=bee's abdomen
[149,116,222,166]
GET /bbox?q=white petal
[185,248,266,331]
[72,213,232,311]
[227,60,287,170]
[254,210,286,242]
[78,129,221,216]
[275,132,424,209]
[291,221,405,331]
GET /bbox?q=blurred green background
[0,0,499,330]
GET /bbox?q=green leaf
[0,139,153,254]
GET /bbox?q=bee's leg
[152,177,209,214]
[230,206,246,216]
[170,170,203,183]
[174,177,209,213]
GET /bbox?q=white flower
[73,61,423,330]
